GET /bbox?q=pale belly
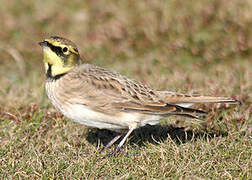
[60,104,161,131]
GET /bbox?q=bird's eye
[62,47,68,53]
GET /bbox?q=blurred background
[0,0,251,178]
[0,0,251,108]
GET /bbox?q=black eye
[62,47,68,53]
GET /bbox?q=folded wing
[65,64,239,120]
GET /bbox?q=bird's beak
[38,41,48,47]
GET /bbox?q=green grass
[0,0,251,179]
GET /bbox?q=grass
[0,0,251,179]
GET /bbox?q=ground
[0,0,251,179]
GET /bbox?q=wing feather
[61,64,238,119]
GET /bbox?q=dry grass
[0,0,251,179]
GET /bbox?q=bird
[38,36,240,156]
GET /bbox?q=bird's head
[39,36,82,78]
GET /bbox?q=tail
[158,91,240,108]
[115,92,240,121]
[118,102,208,121]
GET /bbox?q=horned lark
[39,36,240,155]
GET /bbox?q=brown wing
[60,64,207,119]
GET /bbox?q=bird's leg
[108,127,135,156]
[98,133,122,153]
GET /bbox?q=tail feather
[165,104,206,121]
[121,103,207,118]
[115,91,240,121]
[158,91,240,108]
[140,104,207,121]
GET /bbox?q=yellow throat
[39,36,82,78]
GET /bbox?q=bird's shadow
[86,124,228,148]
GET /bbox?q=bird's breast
[45,80,162,131]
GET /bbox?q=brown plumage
[39,36,240,156]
